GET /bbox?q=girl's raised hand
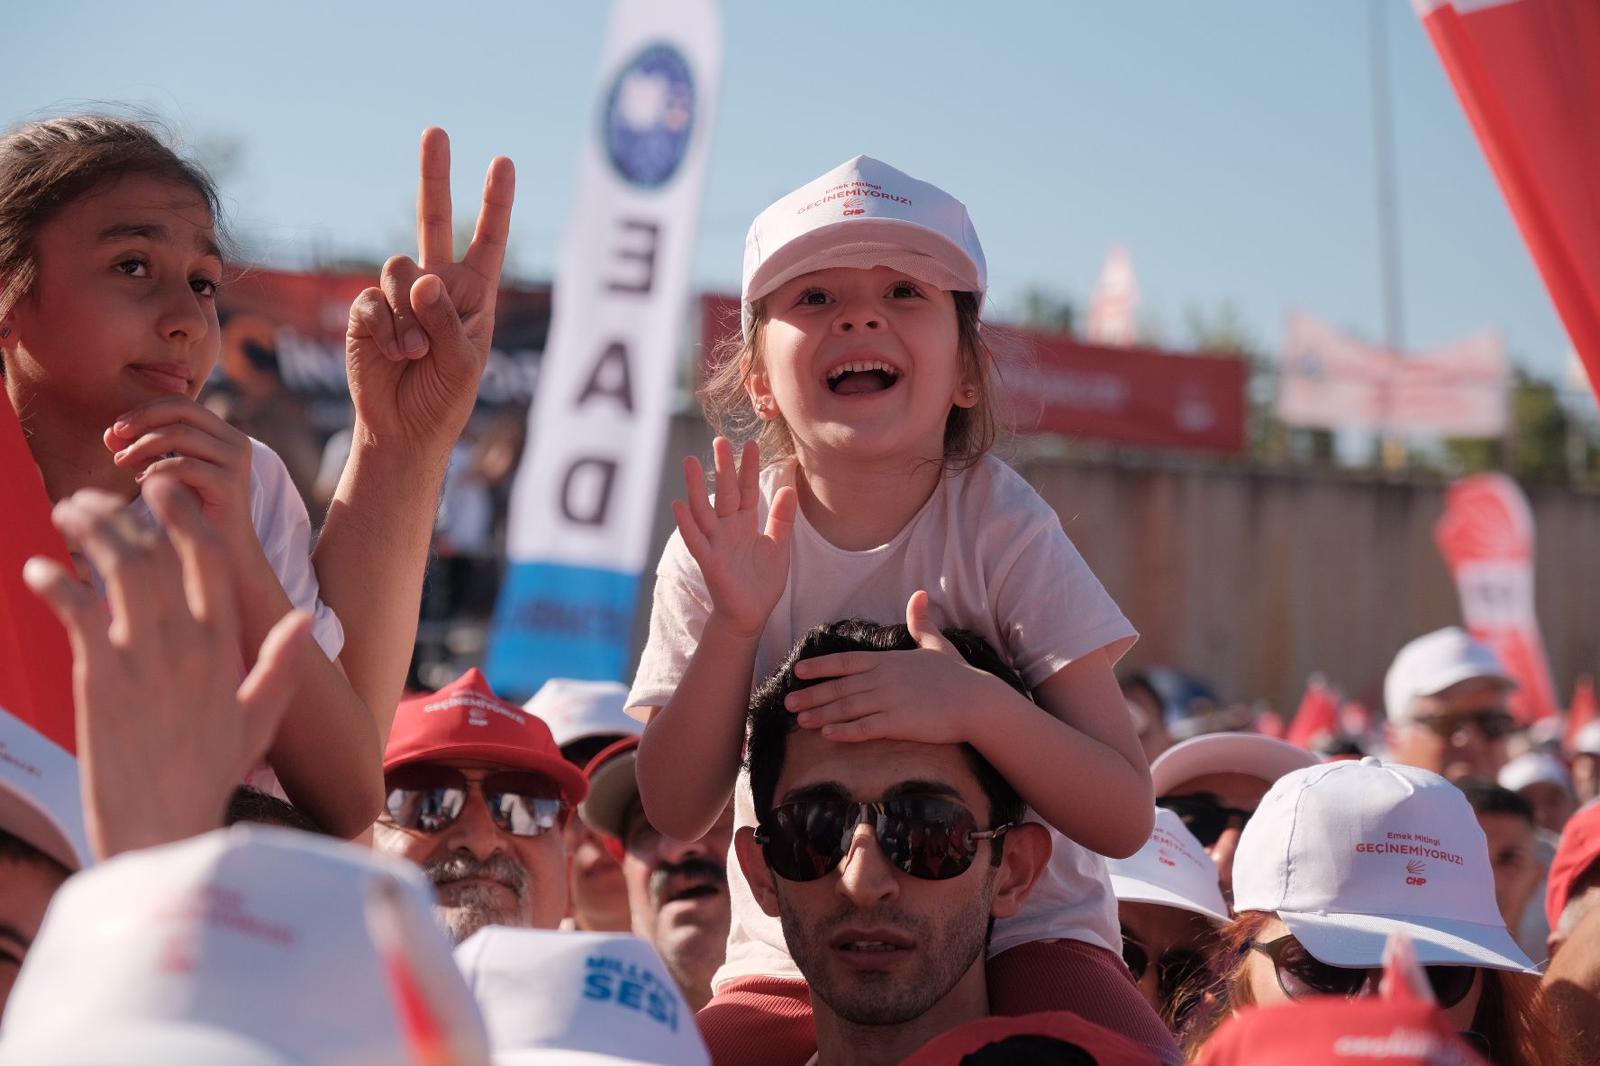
[104,396,257,562]
[346,128,515,452]
[784,589,995,744]
[672,437,797,638]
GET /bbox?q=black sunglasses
[1250,935,1477,1008]
[753,796,1011,882]
[382,764,568,838]
[1121,935,1209,1002]
[1156,793,1252,848]
[1411,709,1517,741]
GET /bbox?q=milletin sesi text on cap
[1233,756,1537,973]
[740,155,987,339]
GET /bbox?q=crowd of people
[1,114,1597,1065]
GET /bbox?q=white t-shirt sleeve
[977,462,1136,689]
[625,529,715,719]
[248,439,345,661]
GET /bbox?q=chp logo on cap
[603,42,695,188]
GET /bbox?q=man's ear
[735,826,783,918]
[989,823,1052,921]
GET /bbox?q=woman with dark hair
[1182,758,1569,1066]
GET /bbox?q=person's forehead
[1163,771,1271,810]
[55,174,218,251]
[1120,900,1214,948]
[774,732,982,804]
[1476,811,1535,846]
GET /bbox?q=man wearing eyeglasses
[730,621,1055,1066]
[1383,628,1517,784]
[372,668,588,943]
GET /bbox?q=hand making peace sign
[346,128,516,450]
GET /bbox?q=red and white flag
[0,393,74,752]
[1433,472,1560,724]
[1415,0,1600,402]
[1085,245,1140,347]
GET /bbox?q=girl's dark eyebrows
[97,221,222,261]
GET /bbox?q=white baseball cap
[740,155,987,338]
[1574,721,1600,757]
[1383,627,1514,724]
[1233,756,1537,974]
[523,679,638,751]
[1498,751,1572,795]
[455,928,709,1065]
[1150,731,1320,798]
[0,705,90,871]
[0,826,491,1066]
[1108,808,1230,923]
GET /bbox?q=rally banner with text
[1416,0,1600,403]
[487,0,722,695]
[1434,472,1560,724]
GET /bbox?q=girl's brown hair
[699,289,1001,470]
[1180,912,1572,1066]
[0,114,225,320]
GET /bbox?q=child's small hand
[784,590,990,744]
[345,128,515,454]
[672,437,797,638]
[105,395,256,557]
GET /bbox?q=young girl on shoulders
[0,115,513,836]
[630,156,1175,1062]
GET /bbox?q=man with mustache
[581,736,733,1010]
[731,621,1055,1066]
[372,669,587,942]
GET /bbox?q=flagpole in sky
[1369,0,1408,468]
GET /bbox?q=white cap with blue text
[740,155,987,338]
[455,928,709,1065]
[1233,757,1537,973]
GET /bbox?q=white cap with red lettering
[0,826,491,1065]
[1108,807,1229,923]
[741,155,987,338]
[0,705,91,871]
[455,927,709,1065]
[1233,756,1536,972]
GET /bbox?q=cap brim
[1151,733,1320,797]
[0,791,87,872]
[1279,909,1538,974]
[387,746,588,806]
[746,218,982,301]
[1,1023,300,1065]
[1109,876,1229,924]
[577,752,639,840]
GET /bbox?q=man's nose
[835,823,898,905]
[656,830,715,867]
[442,788,504,859]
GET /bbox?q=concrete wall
[631,416,1600,713]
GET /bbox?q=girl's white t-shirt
[627,455,1137,991]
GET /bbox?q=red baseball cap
[384,669,587,806]
[899,1011,1158,1066]
[1194,997,1487,1066]
[1546,800,1600,930]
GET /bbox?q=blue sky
[11,2,1584,390]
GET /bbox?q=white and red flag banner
[1415,0,1600,402]
[1277,311,1508,437]
[1085,244,1140,347]
[1433,472,1560,724]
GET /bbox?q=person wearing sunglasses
[1384,627,1518,784]
[372,668,588,943]
[726,620,1184,1066]
[1182,757,1565,1066]
[1149,732,1319,906]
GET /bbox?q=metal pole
[1370,0,1408,469]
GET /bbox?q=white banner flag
[488,0,722,695]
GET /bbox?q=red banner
[698,295,1248,456]
[0,395,76,752]
[1417,0,1600,400]
[1433,472,1560,724]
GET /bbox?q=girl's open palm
[672,437,796,637]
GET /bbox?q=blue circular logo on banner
[602,43,695,189]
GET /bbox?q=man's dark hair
[1457,779,1534,826]
[0,827,71,881]
[224,786,327,835]
[960,1035,1099,1065]
[745,619,1028,831]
